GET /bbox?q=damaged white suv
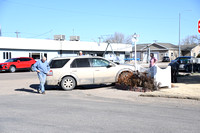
[46,56,135,90]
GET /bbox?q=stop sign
[198,20,200,34]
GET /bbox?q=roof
[0,37,132,52]
[156,43,178,49]
[133,43,178,51]
[181,44,198,51]
[51,56,106,60]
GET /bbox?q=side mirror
[106,64,112,68]
[17,60,20,63]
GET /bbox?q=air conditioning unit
[70,36,80,41]
[54,35,65,41]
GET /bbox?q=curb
[140,94,200,101]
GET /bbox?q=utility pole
[179,13,181,57]
[15,31,20,38]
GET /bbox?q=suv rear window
[49,59,70,68]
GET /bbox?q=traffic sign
[198,20,200,34]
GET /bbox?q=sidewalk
[140,73,200,100]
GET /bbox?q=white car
[46,56,135,90]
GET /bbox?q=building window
[3,52,11,59]
[44,53,47,59]
[3,52,5,59]
[171,52,173,56]
[29,53,48,60]
[29,53,40,60]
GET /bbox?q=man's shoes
[42,91,45,94]
[37,89,40,94]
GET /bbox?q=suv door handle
[72,70,77,72]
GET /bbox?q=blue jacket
[33,60,50,74]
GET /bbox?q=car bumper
[46,79,59,86]
[0,68,9,72]
[179,64,185,70]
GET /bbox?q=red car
[0,57,36,72]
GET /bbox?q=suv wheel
[9,66,16,73]
[30,65,34,72]
[61,77,76,91]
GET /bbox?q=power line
[27,30,53,38]
[4,0,177,20]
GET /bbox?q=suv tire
[61,76,76,91]
[30,65,34,72]
[9,66,16,73]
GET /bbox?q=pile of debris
[116,71,159,92]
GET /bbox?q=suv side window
[25,58,31,61]
[71,58,90,68]
[19,58,30,61]
[19,58,25,61]
[92,58,110,67]
[49,59,70,68]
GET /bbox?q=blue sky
[0,0,199,45]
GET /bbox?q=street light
[132,33,139,69]
[179,10,191,57]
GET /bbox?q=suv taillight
[47,70,53,76]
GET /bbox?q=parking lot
[1,71,200,133]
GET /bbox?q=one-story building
[0,37,132,63]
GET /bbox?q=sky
[0,0,199,45]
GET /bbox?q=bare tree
[103,32,132,44]
[181,35,200,45]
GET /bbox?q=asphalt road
[0,72,200,133]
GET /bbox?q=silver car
[46,56,135,90]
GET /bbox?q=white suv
[46,56,135,90]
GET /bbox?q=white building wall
[0,50,59,63]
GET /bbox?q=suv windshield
[5,58,18,62]
[49,59,70,68]
[176,57,191,64]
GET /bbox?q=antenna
[153,40,158,43]
[15,30,20,38]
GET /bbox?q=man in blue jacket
[33,56,50,94]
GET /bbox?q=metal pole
[134,41,137,68]
[179,13,181,57]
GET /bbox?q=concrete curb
[140,93,200,101]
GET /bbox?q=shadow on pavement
[15,84,61,94]
[74,84,114,90]
[14,84,115,94]
[177,74,200,84]
[15,88,38,94]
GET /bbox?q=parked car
[46,56,136,90]
[170,56,193,71]
[0,57,36,72]
[162,56,170,62]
